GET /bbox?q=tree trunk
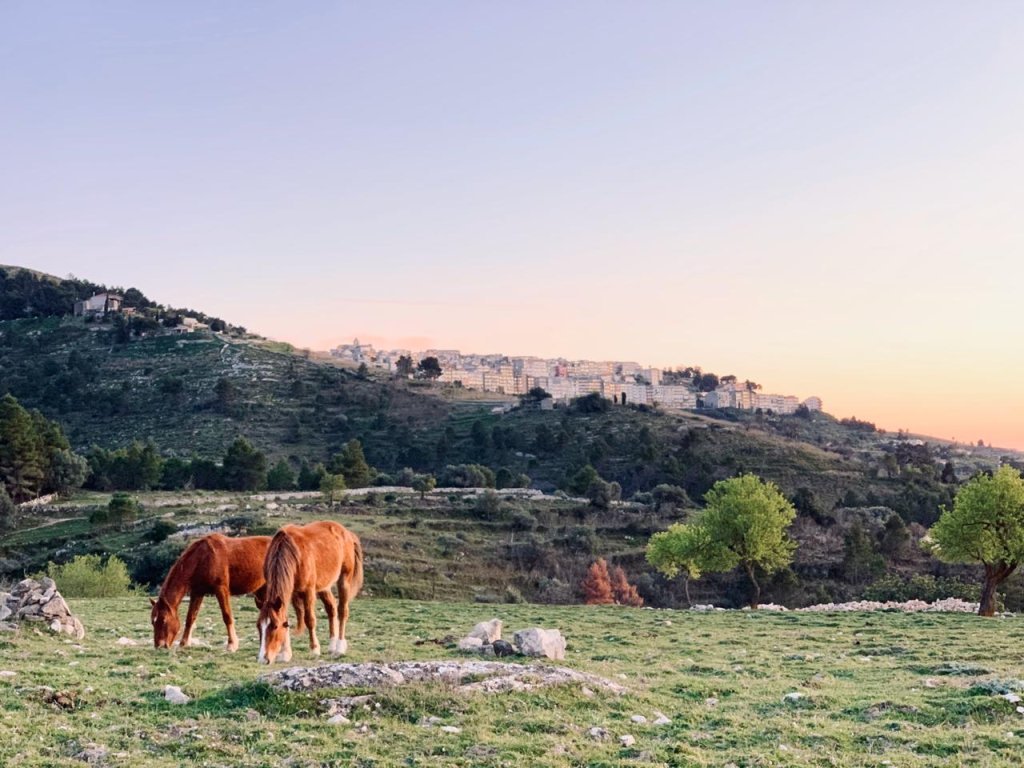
[683,577,692,608]
[745,562,760,609]
[979,563,1017,617]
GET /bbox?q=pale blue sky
[3,3,1024,446]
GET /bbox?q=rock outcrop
[0,578,84,638]
[263,660,626,695]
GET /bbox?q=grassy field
[1,598,1022,767]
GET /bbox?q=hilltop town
[331,338,823,416]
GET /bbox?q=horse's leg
[335,579,350,655]
[180,594,204,647]
[214,587,239,652]
[292,595,306,636]
[318,589,340,655]
[302,591,320,656]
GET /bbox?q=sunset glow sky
[4,3,1024,449]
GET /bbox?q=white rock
[783,692,804,703]
[630,715,647,724]
[457,637,484,652]
[513,628,566,660]
[653,714,671,726]
[327,714,350,725]
[924,679,938,688]
[440,725,462,734]
[1017,705,1024,715]
[116,637,137,646]
[705,697,718,707]
[580,686,595,698]
[587,726,609,741]
[1000,693,1022,704]
[163,685,191,705]
[619,734,636,747]
[468,618,502,643]
[0,670,15,678]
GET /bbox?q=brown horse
[257,520,363,664]
[151,533,305,651]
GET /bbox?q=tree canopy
[646,474,796,608]
[928,465,1024,616]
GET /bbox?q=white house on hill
[73,292,122,318]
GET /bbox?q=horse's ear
[149,597,157,607]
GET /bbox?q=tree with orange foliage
[581,559,614,604]
[610,565,644,607]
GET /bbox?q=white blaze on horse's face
[258,618,270,664]
[257,600,289,664]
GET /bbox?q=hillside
[3,266,1024,609]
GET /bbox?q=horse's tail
[348,532,364,599]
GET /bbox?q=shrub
[145,519,178,544]
[582,559,615,604]
[45,554,133,597]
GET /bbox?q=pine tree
[0,394,45,501]
[581,559,615,605]
[610,565,644,607]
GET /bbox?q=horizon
[4,3,1024,451]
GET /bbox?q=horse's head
[150,597,179,649]
[257,596,291,664]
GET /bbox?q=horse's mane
[159,536,208,605]
[264,529,300,604]
[349,534,365,598]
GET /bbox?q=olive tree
[927,465,1024,616]
[646,474,796,608]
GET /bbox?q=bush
[45,554,133,597]
[145,519,178,544]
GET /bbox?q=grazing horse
[257,520,363,664]
[151,533,305,651]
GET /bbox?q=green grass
[1,599,1022,766]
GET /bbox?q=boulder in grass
[457,637,484,652]
[512,628,566,660]
[492,639,515,658]
[468,618,502,643]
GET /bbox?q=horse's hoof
[330,638,348,656]
[225,641,239,653]
[310,645,321,657]
[279,650,292,663]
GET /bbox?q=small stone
[783,692,804,703]
[619,734,636,747]
[1001,693,1022,704]
[457,637,484,652]
[440,725,462,734]
[492,639,515,657]
[327,714,350,725]
[588,726,610,741]
[630,715,647,724]
[704,697,718,707]
[0,670,15,678]
[580,686,595,698]
[653,713,671,726]
[663,620,672,626]
[163,685,190,705]
[116,637,137,646]
[244,709,260,721]
[924,679,937,688]
[1017,706,1024,715]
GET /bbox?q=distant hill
[0,265,1017,527]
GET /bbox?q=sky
[3,3,1024,449]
